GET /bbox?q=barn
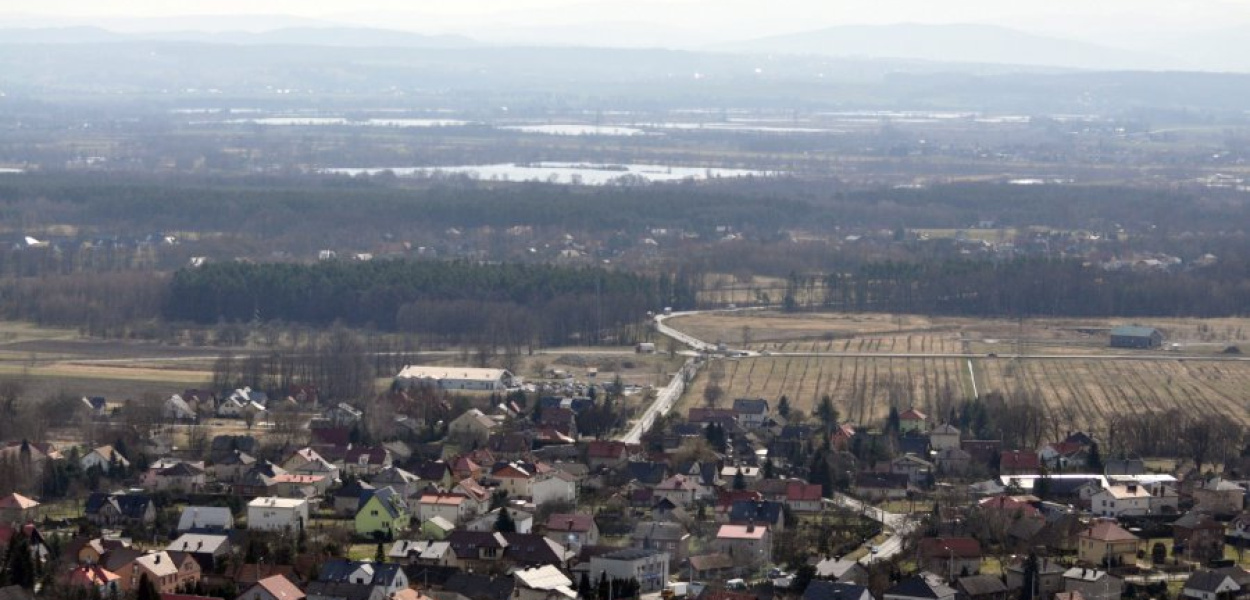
[1109,326,1163,349]
[394,365,516,391]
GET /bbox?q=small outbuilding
[1110,326,1163,349]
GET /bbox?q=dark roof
[732,398,769,415]
[1173,512,1223,530]
[957,576,1009,597]
[729,500,784,525]
[159,462,204,477]
[398,565,458,588]
[501,533,565,565]
[898,435,931,457]
[1185,571,1237,594]
[918,537,983,559]
[361,487,406,519]
[623,461,669,485]
[412,461,450,481]
[1111,326,1161,338]
[441,573,514,600]
[209,435,258,461]
[303,581,374,600]
[316,559,404,586]
[855,472,910,489]
[85,493,153,519]
[600,547,666,561]
[447,531,508,559]
[885,575,957,600]
[803,581,870,600]
[334,481,375,500]
[344,446,388,465]
[631,522,688,542]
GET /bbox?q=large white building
[246,497,309,532]
[394,366,516,391]
[1090,484,1151,518]
[589,548,670,593]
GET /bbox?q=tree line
[165,259,696,346]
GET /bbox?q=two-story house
[543,514,598,554]
[1077,520,1140,568]
[355,486,411,540]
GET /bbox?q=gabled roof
[814,557,863,579]
[957,575,1009,597]
[253,575,306,600]
[360,487,407,519]
[446,531,508,559]
[0,493,38,510]
[1184,571,1239,594]
[134,552,179,578]
[899,408,928,421]
[1173,511,1223,530]
[732,398,769,415]
[657,474,700,492]
[689,553,735,571]
[1111,325,1160,338]
[918,537,982,559]
[1079,520,1139,542]
[804,581,870,600]
[1000,450,1041,470]
[729,500,784,524]
[176,507,233,531]
[167,533,230,555]
[716,524,768,540]
[501,532,567,564]
[545,513,595,533]
[586,440,628,459]
[786,481,822,502]
[885,574,957,600]
[631,521,688,542]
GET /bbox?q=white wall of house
[246,498,308,531]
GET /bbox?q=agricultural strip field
[976,357,1250,429]
[683,355,970,424]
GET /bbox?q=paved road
[827,493,918,565]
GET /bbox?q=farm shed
[1109,326,1163,349]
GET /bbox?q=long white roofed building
[394,365,516,391]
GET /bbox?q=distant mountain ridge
[711,23,1177,71]
[0,25,477,48]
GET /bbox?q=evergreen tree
[136,574,159,600]
[808,450,831,497]
[4,533,35,589]
[762,458,775,480]
[733,470,746,490]
[495,508,517,533]
[1088,442,1104,473]
[886,406,901,434]
[817,395,838,430]
[778,395,790,418]
[579,572,594,600]
[1020,552,1040,600]
[375,541,386,564]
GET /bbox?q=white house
[466,507,534,534]
[930,424,961,451]
[246,497,309,532]
[394,366,515,391]
[589,548,670,593]
[163,395,197,422]
[531,472,577,507]
[81,445,130,473]
[514,565,577,600]
[447,409,500,446]
[1090,484,1151,518]
[416,494,473,524]
[1181,571,1242,600]
[176,506,234,532]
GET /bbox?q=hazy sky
[4,0,1250,44]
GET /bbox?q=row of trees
[166,260,694,346]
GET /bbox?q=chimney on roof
[1126,484,1137,493]
[155,554,161,564]
[746,521,755,533]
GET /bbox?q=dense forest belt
[164,260,696,346]
[792,257,1250,318]
[2,172,1248,238]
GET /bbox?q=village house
[85,493,155,527]
[1000,450,1042,476]
[654,474,700,506]
[466,507,534,534]
[814,557,868,584]
[148,462,207,493]
[1090,484,1151,518]
[732,399,770,429]
[246,497,309,532]
[0,493,39,524]
[884,573,958,600]
[589,548,670,593]
[853,473,911,501]
[586,440,631,470]
[543,514,598,553]
[713,524,772,567]
[1077,520,1140,568]
[355,486,411,540]
[1181,571,1243,600]
[806,581,873,600]
[371,467,422,500]
[513,565,576,600]
[214,450,258,483]
[892,454,936,486]
[333,481,375,516]
[446,409,500,446]
[956,576,1010,600]
[166,533,231,571]
[630,521,690,567]
[417,493,474,524]
[81,445,130,474]
[1172,512,1227,562]
[1193,478,1246,516]
[1005,557,1066,600]
[899,408,929,434]
[387,540,454,566]
[176,507,233,533]
[688,553,736,581]
[283,448,341,482]
[729,500,786,532]
[343,446,392,477]
[238,574,307,600]
[936,448,973,475]
[930,424,961,451]
[421,515,456,540]
[64,565,122,596]
[918,538,983,579]
[785,481,823,512]
[1062,568,1123,600]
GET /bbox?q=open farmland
[976,357,1250,430]
[683,355,970,424]
[672,311,1250,430]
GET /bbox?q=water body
[222,117,470,127]
[325,162,773,185]
[500,124,647,136]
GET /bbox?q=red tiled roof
[786,481,822,502]
[918,537,983,559]
[977,496,1041,518]
[717,489,762,509]
[255,574,306,600]
[1000,450,1041,470]
[545,514,595,532]
[586,441,627,459]
[1080,520,1139,542]
[900,408,928,421]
